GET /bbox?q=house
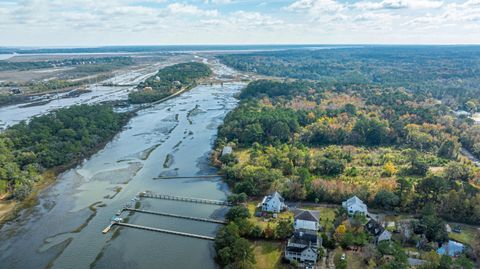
[10,88,21,95]
[342,196,368,216]
[221,146,233,157]
[173,80,182,88]
[454,110,470,117]
[365,219,391,244]
[471,113,480,125]
[285,229,322,264]
[260,191,286,213]
[285,246,318,265]
[293,209,320,232]
[445,224,452,233]
[378,230,392,243]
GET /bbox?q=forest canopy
[0,104,129,200]
[128,62,212,104]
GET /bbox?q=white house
[378,230,392,243]
[260,191,286,213]
[294,210,320,232]
[221,146,233,156]
[342,196,368,216]
[285,229,321,264]
[365,219,392,244]
[285,246,318,264]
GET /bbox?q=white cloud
[204,0,233,4]
[353,0,444,10]
[167,3,218,16]
[0,0,479,45]
[288,0,345,13]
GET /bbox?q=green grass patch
[252,240,289,269]
[447,223,479,246]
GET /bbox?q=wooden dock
[123,208,227,224]
[113,222,215,241]
[153,175,221,180]
[139,192,230,206]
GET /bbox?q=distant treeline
[0,57,133,71]
[129,62,212,104]
[0,45,321,54]
[0,105,129,200]
[219,46,480,109]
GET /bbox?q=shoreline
[0,70,235,227]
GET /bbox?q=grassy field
[252,240,290,269]
[447,222,480,246]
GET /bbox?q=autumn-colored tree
[383,161,397,177]
[334,224,347,242]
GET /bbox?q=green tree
[226,206,250,222]
[275,219,293,239]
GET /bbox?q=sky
[0,0,479,46]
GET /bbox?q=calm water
[0,54,15,60]
[0,79,244,269]
[0,66,159,129]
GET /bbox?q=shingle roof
[286,245,318,254]
[264,191,284,203]
[365,219,384,236]
[288,229,318,246]
[345,196,365,207]
[294,210,320,222]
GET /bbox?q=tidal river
[0,63,165,129]
[0,78,244,268]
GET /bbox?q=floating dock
[102,224,113,234]
[113,222,215,241]
[139,192,230,206]
[123,208,227,224]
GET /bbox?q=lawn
[298,204,338,232]
[447,223,480,246]
[333,247,368,269]
[247,202,293,230]
[252,240,290,269]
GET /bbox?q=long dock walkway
[153,175,221,179]
[123,208,227,224]
[113,222,215,241]
[139,192,230,206]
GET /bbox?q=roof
[263,191,284,204]
[343,196,368,211]
[286,245,318,254]
[365,219,384,236]
[379,230,392,241]
[288,229,319,247]
[345,196,366,207]
[221,146,232,156]
[294,210,320,222]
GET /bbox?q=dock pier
[113,222,215,241]
[139,192,230,206]
[123,208,227,224]
[153,175,221,179]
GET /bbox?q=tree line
[128,62,212,104]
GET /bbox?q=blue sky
[0,0,479,46]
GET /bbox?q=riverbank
[0,61,222,227]
[0,111,130,227]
